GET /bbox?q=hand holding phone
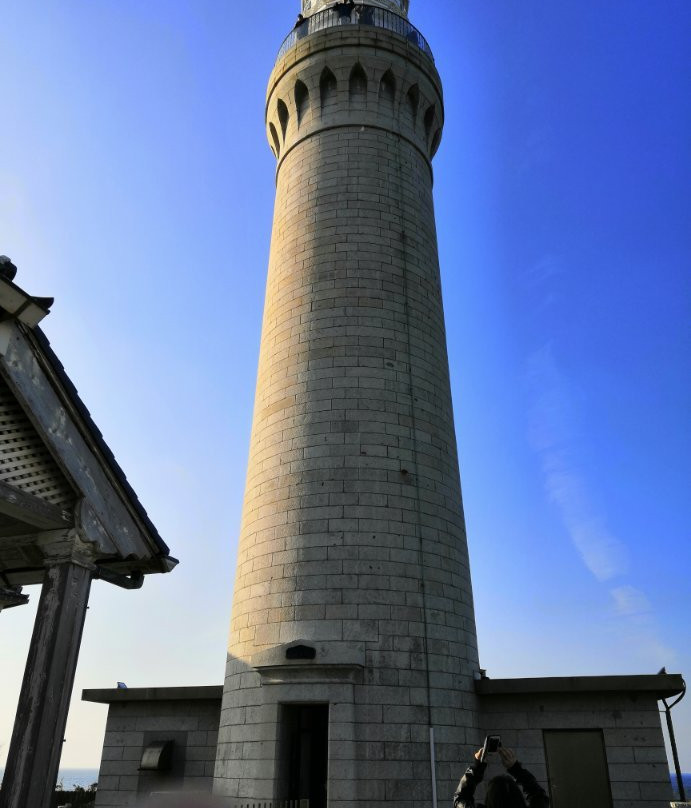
[498,746,517,769]
[480,734,501,762]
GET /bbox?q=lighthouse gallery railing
[277,5,434,62]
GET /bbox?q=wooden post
[0,560,92,808]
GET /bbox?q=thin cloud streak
[526,343,629,581]
[611,585,651,617]
[524,268,676,673]
[608,587,677,667]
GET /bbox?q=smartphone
[481,735,501,762]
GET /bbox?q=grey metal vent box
[139,740,174,771]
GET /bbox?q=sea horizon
[0,768,99,790]
[672,772,691,800]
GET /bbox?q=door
[544,729,613,808]
[279,703,329,808]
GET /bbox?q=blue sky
[1,0,689,771]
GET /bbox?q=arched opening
[430,128,442,157]
[269,122,281,158]
[406,84,420,129]
[378,69,396,113]
[424,104,436,143]
[349,63,368,107]
[320,67,337,113]
[277,99,289,141]
[295,80,309,126]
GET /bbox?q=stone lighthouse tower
[214,3,480,805]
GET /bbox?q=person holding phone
[453,738,549,807]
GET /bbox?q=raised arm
[498,747,550,807]
[453,749,487,808]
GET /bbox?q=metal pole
[663,694,687,802]
[430,726,438,808]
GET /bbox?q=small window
[286,644,316,660]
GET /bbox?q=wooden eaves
[0,264,177,591]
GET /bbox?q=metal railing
[277,5,434,62]
[233,802,309,808]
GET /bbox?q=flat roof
[83,675,685,704]
[82,685,223,704]
[476,673,685,700]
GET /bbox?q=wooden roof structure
[0,258,176,607]
[0,256,177,808]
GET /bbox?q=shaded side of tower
[214,21,480,808]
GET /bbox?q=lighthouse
[214,3,481,805]
[73,6,685,806]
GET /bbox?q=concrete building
[86,673,685,807]
[82,686,222,803]
[83,4,685,808]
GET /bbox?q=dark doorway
[544,729,613,808]
[279,703,329,808]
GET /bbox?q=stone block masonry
[83,688,222,807]
[215,19,480,808]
